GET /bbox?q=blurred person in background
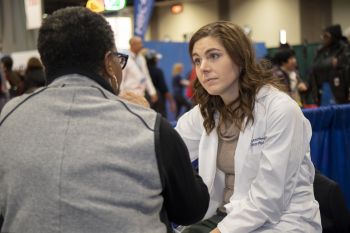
[309,24,350,105]
[145,49,176,118]
[185,66,197,104]
[172,63,192,119]
[0,55,23,98]
[0,7,209,233]
[23,57,46,93]
[0,62,9,111]
[272,49,308,107]
[121,36,158,104]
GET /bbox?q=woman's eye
[208,53,220,60]
[193,58,201,66]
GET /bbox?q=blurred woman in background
[23,57,46,93]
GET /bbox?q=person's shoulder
[257,85,289,99]
[116,96,158,130]
[256,85,300,113]
[0,94,31,121]
[176,105,202,125]
[272,67,285,77]
[175,105,204,136]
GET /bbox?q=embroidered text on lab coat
[250,136,266,146]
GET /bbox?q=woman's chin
[205,88,220,96]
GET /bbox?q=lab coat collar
[256,85,274,101]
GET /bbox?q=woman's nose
[199,59,210,72]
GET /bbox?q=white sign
[11,50,40,71]
[24,0,42,30]
[105,16,132,50]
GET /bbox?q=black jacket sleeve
[156,69,169,95]
[313,170,350,233]
[0,214,3,230]
[154,115,209,226]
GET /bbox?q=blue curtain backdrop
[303,104,350,209]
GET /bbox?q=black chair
[313,169,350,233]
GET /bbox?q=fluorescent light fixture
[279,29,287,44]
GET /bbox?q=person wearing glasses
[0,7,209,233]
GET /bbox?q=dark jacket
[310,41,350,104]
[147,64,169,117]
[313,170,350,233]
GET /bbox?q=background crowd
[1,6,350,233]
[1,24,350,118]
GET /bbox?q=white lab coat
[175,85,322,233]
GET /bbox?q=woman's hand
[297,82,308,92]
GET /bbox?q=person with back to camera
[0,7,209,233]
[175,21,322,233]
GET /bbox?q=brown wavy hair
[189,21,286,134]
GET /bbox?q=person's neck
[281,66,291,73]
[221,90,239,106]
[131,49,138,55]
[46,67,116,95]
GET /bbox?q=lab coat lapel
[235,86,270,175]
[199,129,218,194]
[235,119,254,175]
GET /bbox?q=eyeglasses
[111,52,128,69]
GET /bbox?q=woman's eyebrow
[192,48,222,57]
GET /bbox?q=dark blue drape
[303,104,350,209]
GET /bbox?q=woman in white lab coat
[175,21,322,233]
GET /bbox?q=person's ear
[103,51,114,78]
[102,51,119,95]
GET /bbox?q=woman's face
[322,32,332,46]
[192,36,241,104]
[284,56,297,71]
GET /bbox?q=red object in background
[186,67,196,99]
[303,104,318,109]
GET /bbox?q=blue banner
[134,0,154,39]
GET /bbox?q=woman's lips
[204,77,218,85]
